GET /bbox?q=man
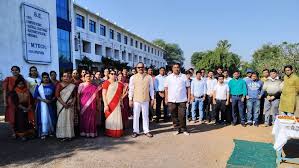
[205,71,217,123]
[261,69,270,83]
[154,67,168,122]
[262,69,282,126]
[129,62,154,138]
[279,65,299,116]
[228,70,247,126]
[185,70,193,120]
[246,72,263,126]
[244,69,253,82]
[165,63,191,135]
[147,68,155,121]
[223,69,232,85]
[213,75,230,125]
[190,71,207,123]
[214,66,223,80]
[200,68,207,79]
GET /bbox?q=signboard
[22,3,51,64]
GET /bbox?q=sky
[75,0,299,68]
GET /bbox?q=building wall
[73,4,167,69]
[0,0,59,79]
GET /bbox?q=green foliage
[101,57,129,70]
[153,39,185,66]
[251,42,299,74]
[191,40,241,72]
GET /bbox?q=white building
[0,0,63,79]
[0,1,166,79]
[73,3,166,70]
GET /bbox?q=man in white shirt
[190,71,207,123]
[205,71,217,123]
[165,63,191,135]
[129,62,155,138]
[213,75,230,125]
[223,69,232,84]
[154,67,168,122]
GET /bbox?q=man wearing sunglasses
[129,62,155,138]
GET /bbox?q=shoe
[241,123,246,127]
[264,124,269,127]
[254,123,259,127]
[231,122,236,126]
[248,122,253,126]
[173,131,180,135]
[41,136,46,140]
[183,131,190,136]
[131,132,139,138]
[145,133,153,138]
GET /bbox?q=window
[95,44,102,55]
[148,46,150,53]
[57,28,72,72]
[56,0,69,20]
[74,37,79,51]
[130,38,134,46]
[144,44,147,51]
[128,53,132,61]
[89,20,96,33]
[140,42,143,50]
[117,32,121,42]
[76,14,84,28]
[109,29,114,39]
[151,48,153,54]
[82,40,91,53]
[155,49,157,55]
[124,36,128,45]
[158,50,160,56]
[135,40,138,48]
[100,24,106,36]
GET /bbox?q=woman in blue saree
[34,72,56,139]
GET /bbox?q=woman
[12,76,35,140]
[118,73,130,129]
[102,71,125,137]
[50,71,60,87]
[26,66,41,95]
[77,73,101,138]
[71,69,82,136]
[34,72,56,139]
[2,66,22,137]
[80,69,87,82]
[55,72,76,141]
[103,69,109,81]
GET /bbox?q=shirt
[214,83,230,100]
[128,74,155,101]
[224,77,232,85]
[206,78,217,96]
[228,78,247,96]
[165,73,190,103]
[191,78,207,97]
[246,79,263,98]
[154,74,166,92]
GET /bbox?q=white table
[272,117,299,164]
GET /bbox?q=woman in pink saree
[102,70,125,137]
[77,73,101,138]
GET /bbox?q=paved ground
[0,118,299,168]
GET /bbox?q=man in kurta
[129,62,155,138]
[279,65,299,116]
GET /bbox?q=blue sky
[75,0,299,67]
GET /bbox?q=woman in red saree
[118,73,130,129]
[102,70,125,137]
[77,73,101,138]
[2,66,22,137]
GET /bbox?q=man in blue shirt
[228,70,247,127]
[190,71,207,123]
[154,67,168,122]
[246,72,263,126]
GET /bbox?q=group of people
[2,63,298,141]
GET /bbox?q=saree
[34,84,56,137]
[103,81,124,137]
[121,83,130,129]
[56,83,76,138]
[2,76,17,126]
[78,83,101,137]
[13,88,35,137]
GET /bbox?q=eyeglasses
[137,67,144,69]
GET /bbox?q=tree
[191,40,241,72]
[153,39,185,66]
